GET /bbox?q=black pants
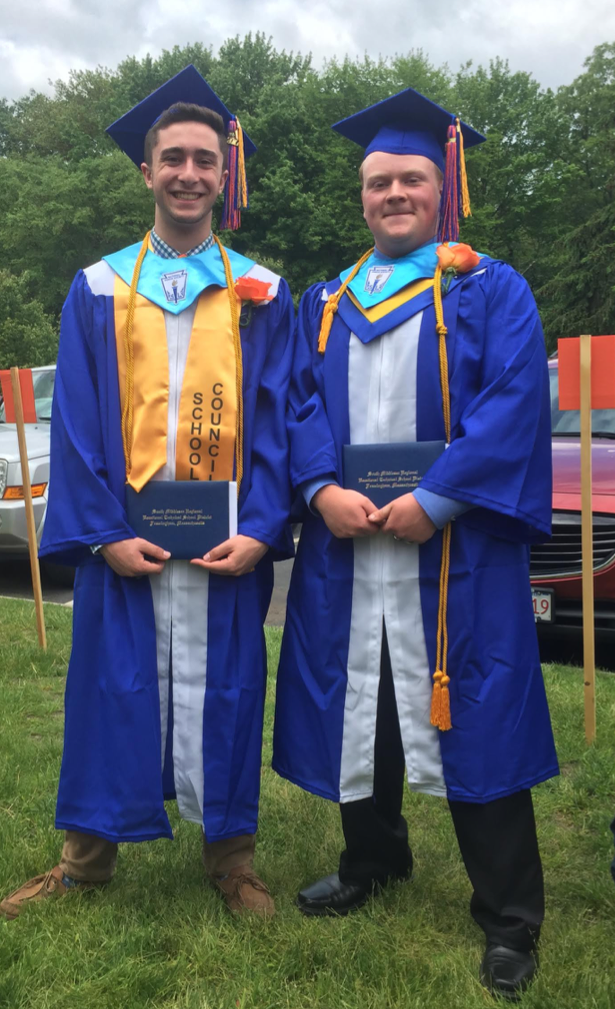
[338,630,544,952]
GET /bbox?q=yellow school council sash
[114,278,237,490]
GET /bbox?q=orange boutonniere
[436,243,481,293]
[234,276,273,304]
[436,243,480,272]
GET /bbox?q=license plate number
[532,589,554,623]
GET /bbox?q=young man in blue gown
[273,88,557,999]
[1,66,293,922]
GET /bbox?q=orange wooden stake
[579,337,596,743]
[9,367,46,650]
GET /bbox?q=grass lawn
[1,597,615,1009]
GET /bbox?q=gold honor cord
[212,235,244,490]
[431,260,453,732]
[121,231,244,492]
[318,246,455,732]
[121,232,150,478]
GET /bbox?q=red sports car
[530,358,615,643]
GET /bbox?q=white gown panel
[341,313,445,802]
[148,300,211,825]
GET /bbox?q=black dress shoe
[296,872,371,917]
[480,944,538,1002]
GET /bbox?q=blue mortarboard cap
[332,87,485,171]
[106,64,257,167]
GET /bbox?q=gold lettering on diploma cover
[357,468,421,494]
[188,383,224,481]
[140,506,213,529]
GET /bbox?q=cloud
[1,0,614,101]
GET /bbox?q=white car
[0,366,55,557]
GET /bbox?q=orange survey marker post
[0,368,37,424]
[0,367,47,650]
[557,335,615,743]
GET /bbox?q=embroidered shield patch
[364,265,394,296]
[161,269,188,305]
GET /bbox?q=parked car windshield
[0,367,55,424]
[550,366,615,438]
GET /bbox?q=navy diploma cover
[126,480,238,559]
[343,442,445,508]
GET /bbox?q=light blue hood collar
[103,241,255,315]
[341,241,441,309]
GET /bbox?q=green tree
[538,43,615,348]
[1,35,615,344]
[0,153,151,315]
[0,271,58,369]
[451,58,570,291]
[235,49,454,292]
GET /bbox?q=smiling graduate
[1,65,294,923]
[272,87,557,999]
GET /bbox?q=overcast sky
[1,0,614,102]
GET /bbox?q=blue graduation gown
[273,258,559,804]
[40,250,294,843]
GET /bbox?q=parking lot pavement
[0,559,73,605]
[266,558,292,626]
[0,557,293,625]
[538,633,615,672]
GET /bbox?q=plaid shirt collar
[150,229,215,259]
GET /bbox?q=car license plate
[532,588,554,623]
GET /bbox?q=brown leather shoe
[0,866,72,921]
[212,864,275,917]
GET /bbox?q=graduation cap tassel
[221,124,237,231]
[236,120,248,210]
[221,119,249,232]
[430,264,453,732]
[437,124,460,245]
[456,117,472,220]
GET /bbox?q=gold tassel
[317,248,374,354]
[318,295,337,354]
[430,671,452,732]
[430,670,443,726]
[456,117,472,220]
[236,118,248,210]
[439,674,452,731]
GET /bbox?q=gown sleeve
[419,261,552,543]
[39,271,134,566]
[286,283,340,490]
[236,278,295,558]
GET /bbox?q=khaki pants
[59,830,256,883]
